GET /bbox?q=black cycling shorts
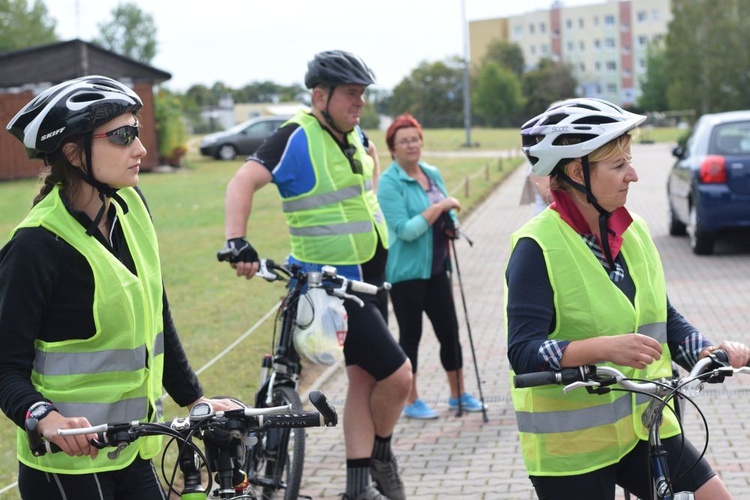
[342,275,407,381]
[529,436,715,500]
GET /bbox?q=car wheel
[216,144,236,161]
[668,204,687,236]
[688,205,715,255]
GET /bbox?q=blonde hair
[550,132,635,191]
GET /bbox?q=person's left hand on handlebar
[703,341,750,368]
[190,396,244,412]
[219,237,259,280]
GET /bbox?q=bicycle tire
[246,385,305,500]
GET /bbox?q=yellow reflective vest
[506,209,679,476]
[279,113,388,264]
[14,186,165,474]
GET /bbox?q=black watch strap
[26,401,57,421]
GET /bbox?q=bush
[154,88,189,166]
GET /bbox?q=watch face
[30,404,52,420]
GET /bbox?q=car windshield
[223,120,258,134]
[710,121,750,155]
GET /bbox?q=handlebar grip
[309,390,338,426]
[25,417,65,456]
[216,247,232,262]
[513,367,589,388]
[348,280,379,295]
[260,411,326,428]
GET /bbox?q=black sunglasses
[343,147,363,175]
[92,124,140,146]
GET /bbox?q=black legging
[390,272,462,373]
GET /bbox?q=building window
[604,15,615,27]
[541,44,549,55]
[594,39,601,50]
[530,45,537,55]
[607,83,618,94]
[529,23,535,34]
[595,62,601,72]
[579,18,584,28]
[638,35,648,47]
[606,61,617,72]
[637,11,648,23]
[513,25,524,37]
[540,22,546,34]
[651,9,661,21]
[638,58,647,70]
[579,62,586,72]
[566,19,573,29]
[605,37,616,49]
[579,40,585,50]
[593,16,599,26]
[622,44,631,55]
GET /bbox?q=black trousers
[390,272,462,373]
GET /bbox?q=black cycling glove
[217,237,259,263]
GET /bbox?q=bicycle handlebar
[254,258,390,307]
[27,390,337,458]
[513,349,748,395]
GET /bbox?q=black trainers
[342,482,390,500]
[370,456,406,500]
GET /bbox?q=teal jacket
[377,160,458,284]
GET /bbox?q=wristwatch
[26,401,57,422]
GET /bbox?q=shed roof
[0,39,171,89]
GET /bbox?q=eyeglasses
[92,123,140,146]
[395,137,422,147]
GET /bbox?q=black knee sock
[371,434,393,461]
[346,458,371,496]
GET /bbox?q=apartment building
[469,0,671,107]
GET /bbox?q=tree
[666,0,750,114]
[93,2,157,63]
[480,40,525,77]
[521,59,578,118]
[0,0,56,51]
[472,62,525,127]
[388,58,465,128]
[638,43,669,112]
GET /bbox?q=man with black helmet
[221,50,412,499]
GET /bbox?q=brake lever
[563,380,601,394]
[257,259,279,281]
[336,291,364,307]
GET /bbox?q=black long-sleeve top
[0,187,203,429]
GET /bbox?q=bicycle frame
[513,350,750,500]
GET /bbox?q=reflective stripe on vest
[277,112,388,264]
[506,210,678,476]
[13,186,165,474]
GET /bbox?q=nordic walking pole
[449,230,488,423]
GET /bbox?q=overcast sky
[46,0,597,92]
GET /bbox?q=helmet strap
[558,156,617,270]
[320,86,353,136]
[76,135,130,236]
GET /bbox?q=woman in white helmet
[0,75,237,498]
[505,98,749,499]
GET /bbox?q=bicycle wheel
[246,385,305,500]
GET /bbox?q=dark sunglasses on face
[92,123,140,146]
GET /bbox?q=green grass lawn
[0,127,535,496]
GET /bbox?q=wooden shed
[0,39,171,181]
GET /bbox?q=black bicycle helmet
[7,75,142,159]
[304,50,376,89]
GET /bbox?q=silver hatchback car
[199,115,290,160]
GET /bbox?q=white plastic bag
[293,287,348,365]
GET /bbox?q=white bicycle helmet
[7,75,142,159]
[521,98,647,176]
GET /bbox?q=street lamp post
[461,0,474,148]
